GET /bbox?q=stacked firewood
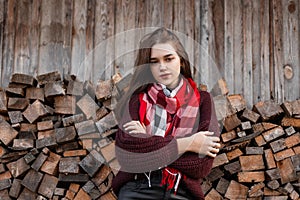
[0,71,125,200]
[0,71,299,200]
[204,82,300,200]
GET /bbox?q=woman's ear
[180,59,184,67]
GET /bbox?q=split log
[10,73,37,86]
[6,88,24,97]
[8,97,29,110]
[77,94,100,119]
[0,118,18,145]
[54,95,76,115]
[253,100,284,121]
[0,91,7,113]
[96,80,113,101]
[67,80,84,96]
[36,71,61,85]
[21,169,43,192]
[224,180,248,199]
[23,100,48,123]
[79,150,105,177]
[227,94,247,113]
[26,87,44,102]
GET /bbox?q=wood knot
[288,1,296,13]
[283,64,293,80]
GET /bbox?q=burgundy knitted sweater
[112,90,219,199]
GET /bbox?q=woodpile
[204,81,300,200]
[0,71,121,200]
[0,71,299,200]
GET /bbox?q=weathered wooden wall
[0,0,299,106]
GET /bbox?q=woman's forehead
[151,43,177,57]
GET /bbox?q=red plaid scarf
[138,77,200,193]
[139,77,200,138]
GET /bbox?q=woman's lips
[160,73,171,78]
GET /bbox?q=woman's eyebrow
[150,54,174,60]
[163,54,173,58]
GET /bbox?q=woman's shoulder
[198,89,212,105]
[129,93,141,105]
[199,89,211,99]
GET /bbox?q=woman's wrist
[176,136,193,155]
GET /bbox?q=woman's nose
[159,63,167,70]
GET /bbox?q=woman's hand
[190,131,220,157]
[177,131,220,157]
[123,120,146,134]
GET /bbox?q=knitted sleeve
[114,94,180,173]
[169,91,220,178]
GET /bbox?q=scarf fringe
[160,167,184,194]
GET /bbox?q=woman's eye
[165,57,173,62]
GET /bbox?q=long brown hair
[114,27,193,121]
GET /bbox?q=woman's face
[150,43,181,89]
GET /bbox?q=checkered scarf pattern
[139,77,200,138]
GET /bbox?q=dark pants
[118,172,193,200]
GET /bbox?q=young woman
[112,27,220,200]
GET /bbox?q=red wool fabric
[112,88,219,199]
[139,78,200,138]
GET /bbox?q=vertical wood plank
[61,0,73,75]
[212,0,225,78]
[146,0,163,27]
[14,0,31,73]
[135,0,147,49]
[224,0,234,93]
[135,0,146,29]
[184,0,195,76]
[93,0,115,82]
[173,0,185,33]
[243,0,253,107]
[194,0,201,83]
[208,0,220,91]
[281,0,300,101]
[115,0,136,76]
[251,0,261,104]
[163,0,173,29]
[39,0,65,75]
[199,0,219,90]
[13,0,31,73]
[272,0,284,102]
[71,0,87,79]
[105,0,116,80]
[94,0,107,81]
[115,0,124,75]
[1,0,16,86]
[199,0,210,87]
[260,0,271,102]
[14,0,41,76]
[30,0,42,77]
[82,0,95,82]
[232,0,243,94]
[0,0,5,85]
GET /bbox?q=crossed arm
[115,91,220,177]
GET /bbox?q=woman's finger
[202,131,214,136]
[212,137,220,143]
[207,151,218,158]
[210,147,220,154]
[123,120,146,134]
[123,121,137,127]
[214,143,221,149]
